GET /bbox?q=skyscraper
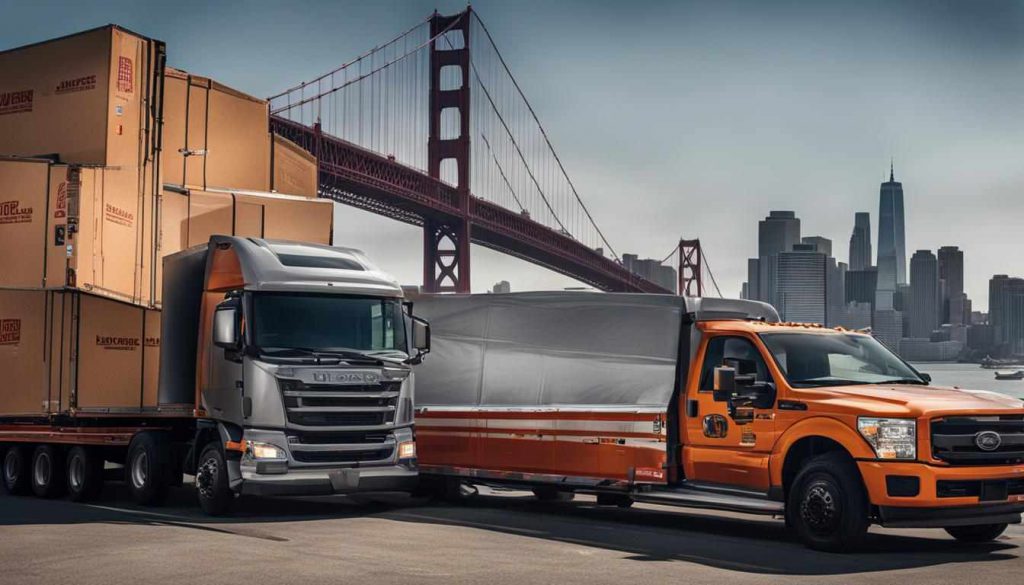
[989,275,1024,355]
[746,210,801,304]
[908,250,940,338]
[622,254,677,294]
[877,163,907,308]
[937,246,964,324]
[776,246,827,324]
[848,212,872,271]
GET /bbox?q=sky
[2,0,1022,310]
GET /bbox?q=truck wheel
[786,452,869,552]
[66,446,104,502]
[2,445,31,495]
[596,493,634,508]
[126,432,171,506]
[195,442,233,516]
[31,445,66,499]
[945,523,1008,543]
[533,486,574,502]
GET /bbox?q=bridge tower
[678,239,703,297]
[425,8,472,293]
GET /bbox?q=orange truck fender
[770,415,875,491]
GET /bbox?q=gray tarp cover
[413,292,686,410]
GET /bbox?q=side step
[633,485,784,516]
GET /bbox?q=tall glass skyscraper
[876,163,907,308]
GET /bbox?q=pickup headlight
[857,417,916,460]
[244,441,287,461]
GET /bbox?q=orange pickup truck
[412,292,1024,551]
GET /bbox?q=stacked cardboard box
[0,25,330,415]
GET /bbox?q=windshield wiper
[878,378,928,385]
[259,347,384,365]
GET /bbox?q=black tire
[195,442,233,516]
[786,452,869,552]
[126,432,171,506]
[944,523,1008,543]
[2,445,31,495]
[533,486,574,502]
[30,445,66,499]
[66,446,104,502]
[596,493,634,508]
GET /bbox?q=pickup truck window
[699,336,773,391]
[760,332,924,388]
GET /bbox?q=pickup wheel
[786,452,869,552]
[66,446,104,502]
[31,445,66,499]
[3,445,31,495]
[195,442,233,516]
[944,523,1008,543]
[126,432,172,506]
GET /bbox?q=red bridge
[269,8,697,294]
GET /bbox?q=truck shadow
[380,491,1020,576]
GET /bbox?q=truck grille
[931,416,1024,465]
[291,448,393,464]
[279,378,400,429]
[288,431,395,466]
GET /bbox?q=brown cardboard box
[0,157,162,306]
[0,26,165,170]
[271,134,318,198]
[162,67,271,192]
[164,188,334,249]
[0,289,160,416]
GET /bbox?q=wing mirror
[713,366,776,412]
[409,316,431,364]
[213,298,243,361]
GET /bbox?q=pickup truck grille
[279,378,400,429]
[931,416,1024,466]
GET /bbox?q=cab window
[699,336,773,391]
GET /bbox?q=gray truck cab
[160,236,428,512]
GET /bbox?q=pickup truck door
[683,334,777,491]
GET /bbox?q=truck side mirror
[213,305,241,350]
[713,366,736,402]
[409,316,431,364]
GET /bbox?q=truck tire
[786,452,869,552]
[533,486,574,502]
[945,523,1008,543]
[2,445,31,495]
[31,445,67,499]
[195,442,233,516]
[66,446,104,502]
[596,493,634,508]
[126,432,171,506]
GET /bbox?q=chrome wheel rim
[196,456,219,499]
[4,451,18,483]
[33,452,51,487]
[801,482,839,536]
[130,451,148,490]
[68,455,85,491]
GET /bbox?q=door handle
[686,399,699,417]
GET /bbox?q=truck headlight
[245,441,287,461]
[397,441,416,460]
[857,417,916,460]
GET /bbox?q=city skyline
[1,0,1019,307]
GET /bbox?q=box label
[104,203,134,227]
[0,200,33,225]
[0,319,21,346]
[96,335,140,351]
[0,89,33,115]
[55,74,97,95]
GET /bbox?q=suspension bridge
[267,7,712,295]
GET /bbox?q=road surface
[1,482,1021,584]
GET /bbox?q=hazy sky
[3,0,1021,309]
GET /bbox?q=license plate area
[980,481,1009,502]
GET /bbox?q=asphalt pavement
[1,481,1022,585]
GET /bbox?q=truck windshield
[252,293,407,357]
[759,332,924,388]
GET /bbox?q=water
[910,362,1024,400]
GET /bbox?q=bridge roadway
[270,116,671,294]
[2,483,1021,584]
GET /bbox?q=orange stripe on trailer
[417,409,664,421]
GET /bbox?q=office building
[877,163,907,308]
[834,302,872,330]
[908,250,940,338]
[898,338,964,362]
[491,280,511,294]
[776,247,827,324]
[848,212,872,271]
[622,254,677,294]
[873,309,904,351]
[989,275,1024,355]
[845,268,877,306]
[937,246,964,324]
[802,236,832,257]
[759,211,801,257]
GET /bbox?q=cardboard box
[162,67,271,192]
[0,26,165,169]
[0,289,160,416]
[0,157,160,306]
[271,134,318,198]
[162,187,334,249]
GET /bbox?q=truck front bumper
[239,465,418,497]
[858,460,1024,526]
